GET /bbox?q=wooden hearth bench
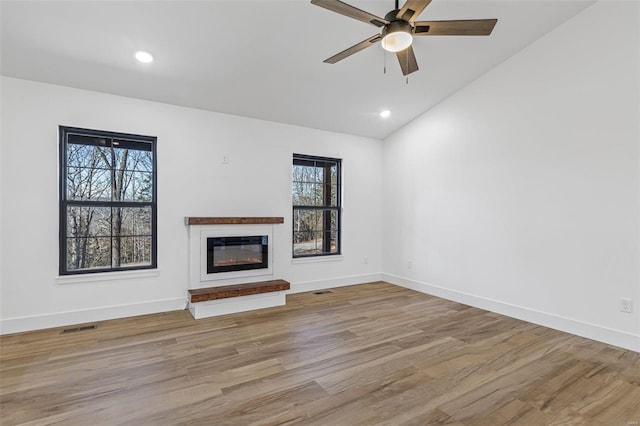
[187,279,290,319]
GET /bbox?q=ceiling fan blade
[396,45,419,76]
[413,19,498,36]
[311,0,389,27]
[396,0,432,23]
[323,34,383,64]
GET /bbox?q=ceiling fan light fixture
[310,0,497,76]
[381,21,413,53]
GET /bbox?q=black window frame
[59,126,157,275]
[292,153,342,258]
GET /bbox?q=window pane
[113,143,153,171]
[118,236,152,267]
[128,149,153,173]
[329,209,339,232]
[66,206,111,238]
[311,183,324,206]
[292,185,302,205]
[112,145,154,201]
[293,231,321,256]
[292,208,339,256]
[66,142,112,201]
[112,145,129,172]
[121,171,153,202]
[292,164,307,181]
[330,184,338,207]
[292,181,309,205]
[292,163,320,183]
[293,209,319,237]
[67,142,110,169]
[66,166,111,201]
[66,236,111,271]
[115,206,152,236]
[292,183,324,206]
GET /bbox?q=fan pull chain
[405,53,409,84]
[383,51,387,74]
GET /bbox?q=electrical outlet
[363,257,368,264]
[407,260,413,269]
[620,298,633,313]
[222,154,229,164]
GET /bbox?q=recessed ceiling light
[135,51,154,63]
[380,110,391,118]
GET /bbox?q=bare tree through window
[60,127,157,274]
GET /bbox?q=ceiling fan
[311,0,497,75]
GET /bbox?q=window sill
[56,269,160,285]
[292,255,344,264]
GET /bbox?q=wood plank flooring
[1,282,639,425]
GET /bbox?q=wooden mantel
[185,217,284,225]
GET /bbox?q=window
[59,126,157,275]
[292,154,341,257]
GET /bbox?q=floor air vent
[313,290,333,295]
[61,324,97,334]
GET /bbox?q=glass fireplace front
[206,235,268,274]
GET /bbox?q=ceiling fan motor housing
[384,9,402,22]
[382,19,412,36]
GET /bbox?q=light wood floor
[1,282,639,425]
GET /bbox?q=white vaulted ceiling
[0,0,594,139]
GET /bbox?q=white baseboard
[383,273,640,353]
[0,298,187,335]
[288,273,383,294]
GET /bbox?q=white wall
[0,77,383,333]
[382,1,640,351]
[2,2,639,354]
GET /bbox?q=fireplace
[190,222,275,284]
[207,235,268,274]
